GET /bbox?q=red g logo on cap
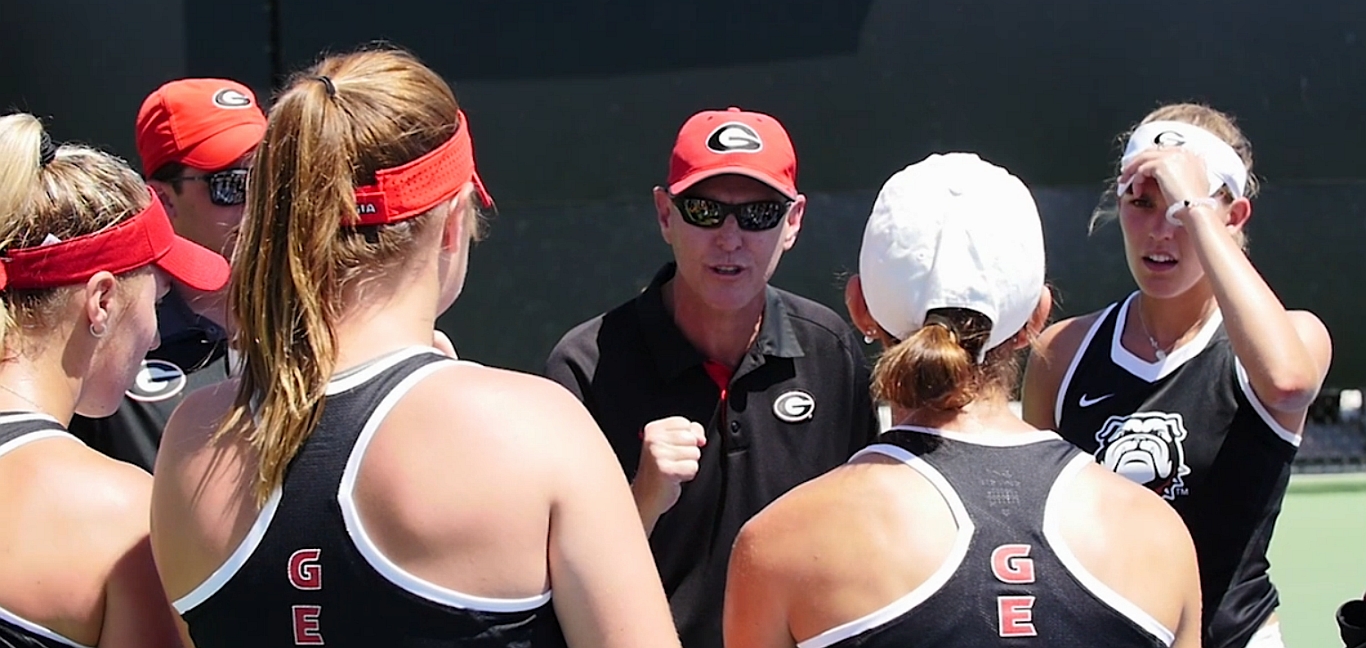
[667,107,799,200]
[134,78,268,176]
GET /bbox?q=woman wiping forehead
[1023,102,1332,648]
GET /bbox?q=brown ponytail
[871,308,1021,412]
[218,47,465,504]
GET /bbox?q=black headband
[38,131,57,167]
[313,75,336,98]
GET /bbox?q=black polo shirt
[69,290,230,472]
[545,263,878,648]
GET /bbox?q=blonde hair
[221,47,474,504]
[871,308,1024,413]
[0,113,151,352]
[1090,102,1258,247]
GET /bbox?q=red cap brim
[155,236,230,292]
[177,121,267,172]
[668,166,798,200]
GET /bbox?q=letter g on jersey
[773,390,815,423]
[126,359,188,402]
[706,122,764,153]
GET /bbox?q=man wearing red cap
[68,78,266,471]
[546,107,878,648]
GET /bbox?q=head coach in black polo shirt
[545,107,879,648]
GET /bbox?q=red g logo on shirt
[288,549,322,590]
[991,544,1035,584]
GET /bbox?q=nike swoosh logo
[1079,393,1114,407]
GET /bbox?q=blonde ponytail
[0,113,149,352]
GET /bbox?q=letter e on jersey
[997,596,1038,637]
[292,605,323,645]
[289,549,322,590]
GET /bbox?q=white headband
[1118,120,1248,200]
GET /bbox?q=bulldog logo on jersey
[1093,411,1191,500]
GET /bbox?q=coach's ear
[654,186,676,245]
[149,180,179,221]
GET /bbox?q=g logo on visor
[773,390,815,423]
[127,359,188,403]
[706,122,763,153]
[1153,130,1187,147]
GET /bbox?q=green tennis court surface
[1268,472,1366,647]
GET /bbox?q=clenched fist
[632,416,707,535]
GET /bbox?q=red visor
[0,190,230,292]
[352,110,492,226]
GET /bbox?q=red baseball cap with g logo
[135,78,267,176]
[667,107,798,199]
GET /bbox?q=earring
[89,322,107,339]
[863,331,876,344]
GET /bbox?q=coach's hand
[632,416,707,535]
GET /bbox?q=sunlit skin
[77,270,171,418]
[652,174,805,369]
[1034,144,1330,505]
[0,269,169,423]
[0,269,181,648]
[1114,175,1225,351]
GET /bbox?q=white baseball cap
[858,153,1045,358]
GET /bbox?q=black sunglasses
[671,195,792,231]
[169,168,249,207]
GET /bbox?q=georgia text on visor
[350,109,491,227]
